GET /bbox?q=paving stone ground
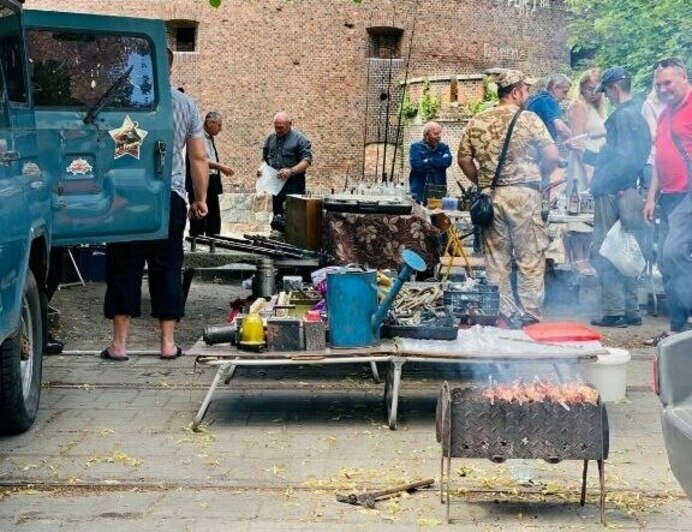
[1,280,690,530]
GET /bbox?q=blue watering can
[326,249,427,348]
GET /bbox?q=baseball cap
[596,66,630,92]
[495,69,536,89]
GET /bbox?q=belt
[496,182,542,192]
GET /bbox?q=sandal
[160,346,183,360]
[642,331,670,347]
[100,347,129,361]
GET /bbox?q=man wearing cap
[458,70,559,325]
[642,58,692,345]
[567,66,651,328]
[526,73,573,140]
[408,121,453,203]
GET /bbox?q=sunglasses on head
[655,57,686,70]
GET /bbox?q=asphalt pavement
[0,281,690,530]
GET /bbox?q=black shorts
[104,193,187,320]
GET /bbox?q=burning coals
[482,379,599,408]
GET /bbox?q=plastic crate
[443,284,500,325]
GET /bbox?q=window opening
[367,27,403,59]
[166,21,198,52]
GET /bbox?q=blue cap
[596,66,630,93]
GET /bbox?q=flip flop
[160,346,183,360]
[100,347,129,361]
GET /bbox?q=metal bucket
[253,258,276,298]
[326,269,378,348]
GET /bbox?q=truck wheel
[0,269,44,435]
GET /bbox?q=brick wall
[26,0,568,232]
[26,0,568,187]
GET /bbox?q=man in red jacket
[643,57,691,345]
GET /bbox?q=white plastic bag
[599,220,645,277]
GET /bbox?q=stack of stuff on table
[198,247,520,352]
[202,249,447,352]
[381,282,458,340]
[202,279,325,352]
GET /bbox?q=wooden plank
[439,255,485,268]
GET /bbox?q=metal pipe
[242,234,319,257]
[184,236,303,259]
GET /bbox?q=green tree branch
[567,0,691,91]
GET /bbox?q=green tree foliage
[567,0,691,91]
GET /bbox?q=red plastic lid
[523,321,602,342]
[305,310,322,322]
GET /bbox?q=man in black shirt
[567,66,651,328]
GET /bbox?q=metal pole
[380,27,395,183]
[361,13,373,182]
[390,16,417,182]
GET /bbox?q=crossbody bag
[470,109,523,227]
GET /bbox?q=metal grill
[436,383,609,525]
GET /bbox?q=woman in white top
[641,85,666,190]
[564,69,607,275]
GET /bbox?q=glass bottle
[567,180,580,216]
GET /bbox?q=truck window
[27,30,156,109]
[0,5,27,104]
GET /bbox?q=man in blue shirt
[527,73,572,140]
[408,121,453,203]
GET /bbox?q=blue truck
[1,0,173,434]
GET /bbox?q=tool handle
[370,478,435,498]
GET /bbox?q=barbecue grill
[436,382,609,524]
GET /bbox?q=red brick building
[26,0,569,195]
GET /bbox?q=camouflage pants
[481,186,549,320]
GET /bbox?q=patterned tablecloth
[323,211,442,271]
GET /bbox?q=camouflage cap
[495,69,536,89]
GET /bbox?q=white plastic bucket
[579,347,631,402]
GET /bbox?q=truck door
[24,10,173,245]
[0,1,44,338]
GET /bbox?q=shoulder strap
[491,109,523,189]
[669,112,691,170]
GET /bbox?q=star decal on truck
[108,115,148,160]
